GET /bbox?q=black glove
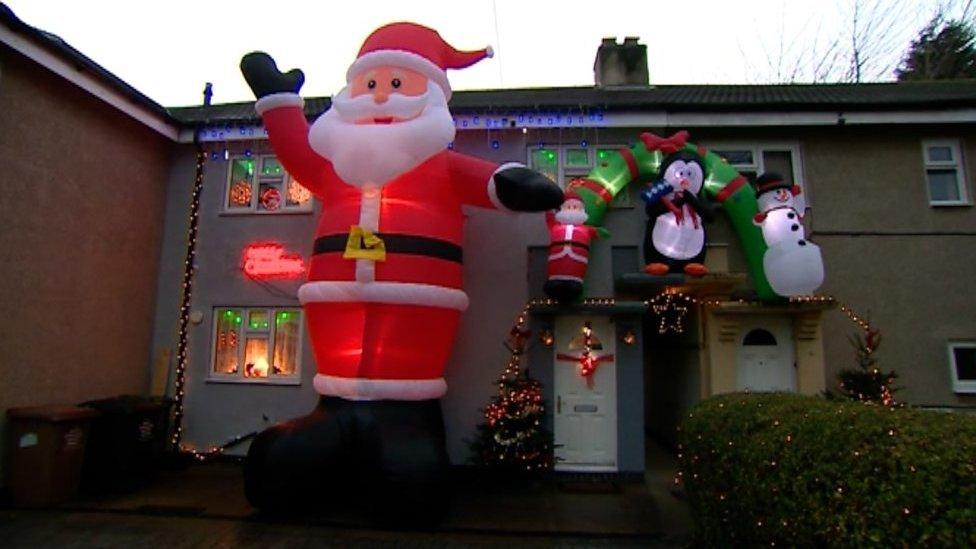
[240,52,305,99]
[493,167,564,212]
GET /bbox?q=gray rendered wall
[153,144,320,454]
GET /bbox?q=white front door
[553,315,617,472]
[736,317,796,392]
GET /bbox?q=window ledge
[206,376,302,386]
[218,209,314,217]
[930,202,973,208]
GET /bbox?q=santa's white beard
[308,82,456,187]
[555,208,588,225]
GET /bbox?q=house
[2,5,975,483]
[0,4,177,482]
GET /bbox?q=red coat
[258,96,509,312]
[545,212,598,282]
[256,94,512,399]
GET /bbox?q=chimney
[594,36,648,88]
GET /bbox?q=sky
[5,0,971,107]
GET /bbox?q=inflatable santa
[544,191,598,301]
[239,23,563,516]
[752,172,824,297]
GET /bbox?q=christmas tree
[835,328,899,407]
[469,322,554,475]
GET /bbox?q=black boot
[244,396,450,523]
[544,278,584,302]
[244,397,352,512]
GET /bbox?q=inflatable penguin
[641,151,714,277]
[752,172,824,296]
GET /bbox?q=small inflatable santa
[544,191,598,301]
[752,172,824,297]
[239,23,562,516]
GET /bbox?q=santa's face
[347,66,429,124]
[554,198,588,225]
[308,65,456,187]
[758,188,797,212]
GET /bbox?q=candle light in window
[247,357,270,378]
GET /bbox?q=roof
[4,1,975,131]
[0,3,176,125]
[170,80,976,127]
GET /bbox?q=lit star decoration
[650,292,693,334]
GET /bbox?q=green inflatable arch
[566,131,776,301]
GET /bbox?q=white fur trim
[355,186,382,283]
[549,275,584,283]
[255,92,304,115]
[314,374,447,400]
[488,162,524,214]
[347,50,452,100]
[548,248,589,263]
[299,281,469,311]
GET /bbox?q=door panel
[736,317,796,392]
[553,315,617,471]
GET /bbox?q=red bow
[640,130,690,154]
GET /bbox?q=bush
[678,393,976,547]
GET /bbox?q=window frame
[221,154,314,215]
[948,341,976,394]
[922,139,970,206]
[527,144,632,208]
[703,142,808,208]
[208,306,304,385]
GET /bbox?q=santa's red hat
[563,190,583,203]
[347,22,493,100]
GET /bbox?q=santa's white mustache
[332,87,429,122]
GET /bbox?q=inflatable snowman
[752,172,823,297]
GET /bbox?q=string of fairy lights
[169,150,205,450]
[517,292,874,342]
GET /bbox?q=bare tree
[750,0,973,83]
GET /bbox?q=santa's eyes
[391,78,402,89]
[367,79,377,89]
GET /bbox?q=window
[949,342,976,393]
[210,307,302,383]
[743,329,777,346]
[923,140,969,205]
[528,145,631,207]
[224,155,314,214]
[708,144,806,206]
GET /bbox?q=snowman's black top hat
[754,172,790,194]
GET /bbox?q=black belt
[314,233,463,264]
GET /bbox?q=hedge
[678,393,976,547]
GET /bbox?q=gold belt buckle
[343,225,386,261]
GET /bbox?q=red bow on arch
[640,130,690,154]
